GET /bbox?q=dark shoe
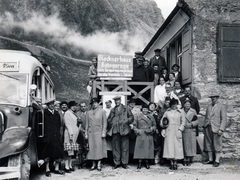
[145,163,150,169]
[64,168,71,173]
[122,164,128,169]
[203,160,214,165]
[45,171,51,177]
[54,170,65,175]
[213,162,220,167]
[70,167,75,171]
[137,162,142,169]
[169,165,174,170]
[112,165,120,169]
[182,162,187,166]
[173,165,178,170]
[159,159,165,166]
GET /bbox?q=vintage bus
[0,50,55,179]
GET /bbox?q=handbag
[162,117,169,129]
[64,142,79,151]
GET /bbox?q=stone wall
[185,0,240,158]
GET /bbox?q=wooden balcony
[92,80,154,104]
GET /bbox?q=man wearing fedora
[40,98,64,177]
[203,93,227,167]
[150,48,166,75]
[107,96,134,169]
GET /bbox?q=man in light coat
[203,93,227,167]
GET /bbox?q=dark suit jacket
[107,104,134,136]
[150,56,166,74]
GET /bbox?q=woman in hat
[171,64,182,84]
[85,97,107,171]
[131,104,156,169]
[160,98,185,170]
[182,98,198,166]
[63,101,81,173]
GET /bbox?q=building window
[218,23,240,82]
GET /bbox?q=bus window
[32,70,42,98]
[0,73,28,106]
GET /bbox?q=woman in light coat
[85,97,107,171]
[182,98,198,166]
[160,98,185,170]
[64,101,80,172]
[131,104,156,169]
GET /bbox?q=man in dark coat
[132,56,147,82]
[143,58,154,82]
[150,48,167,75]
[40,99,64,177]
[107,96,134,169]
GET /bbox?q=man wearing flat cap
[107,96,134,169]
[133,51,143,66]
[203,93,227,167]
[150,48,167,75]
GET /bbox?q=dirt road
[30,159,240,180]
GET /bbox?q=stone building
[142,0,240,158]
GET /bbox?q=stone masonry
[184,0,240,158]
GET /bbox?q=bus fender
[0,127,30,159]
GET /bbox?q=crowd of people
[38,48,227,177]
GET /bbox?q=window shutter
[181,26,192,85]
[218,23,240,82]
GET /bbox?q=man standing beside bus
[41,99,64,177]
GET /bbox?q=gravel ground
[30,159,240,180]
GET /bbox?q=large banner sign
[97,54,133,78]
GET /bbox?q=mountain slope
[0,0,164,59]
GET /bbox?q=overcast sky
[154,0,178,19]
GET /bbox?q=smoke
[0,11,151,56]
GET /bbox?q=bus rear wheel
[8,151,31,180]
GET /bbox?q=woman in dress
[131,104,156,169]
[85,97,107,171]
[160,98,185,170]
[182,98,198,166]
[64,101,81,173]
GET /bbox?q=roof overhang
[142,0,192,56]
